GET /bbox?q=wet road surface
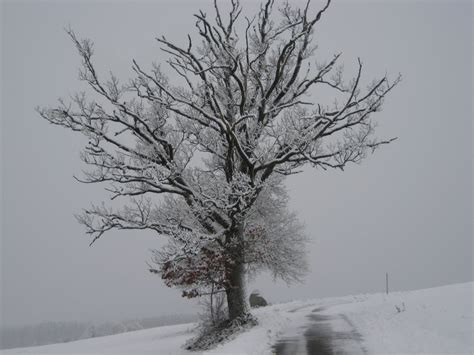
[272,306,366,355]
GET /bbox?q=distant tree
[38,0,399,323]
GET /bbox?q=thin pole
[386,272,389,295]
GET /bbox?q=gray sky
[1,0,472,328]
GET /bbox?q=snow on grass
[0,323,196,355]
[2,282,472,354]
[322,282,473,354]
[205,300,318,354]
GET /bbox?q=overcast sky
[1,0,472,328]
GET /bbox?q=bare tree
[38,0,399,322]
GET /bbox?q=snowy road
[272,306,366,355]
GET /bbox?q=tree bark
[224,224,248,321]
[225,258,248,320]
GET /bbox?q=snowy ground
[2,282,472,354]
[319,282,473,354]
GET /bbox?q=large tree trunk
[224,224,248,321]
[225,259,248,320]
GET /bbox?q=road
[272,306,366,355]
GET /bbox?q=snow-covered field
[2,282,472,354]
[321,282,473,354]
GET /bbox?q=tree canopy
[38,0,399,321]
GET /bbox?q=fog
[1,0,472,328]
